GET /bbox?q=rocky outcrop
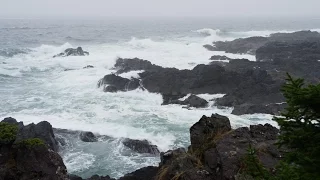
[83,65,94,69]
[97,74,140,92]
[190,114,231,150]
[122,138,160,155]
[53,47,89,58]
[162,94,208,108]
[130,114,283,180]
[209,55,234,60]
[206,30,320,55]
[114,58,162,74]
[256,40,320,62]
[118,166,158,180]
[232,103,286,115]
[14,121,59,151]
[79,131,98,142]
[0,118,68,180]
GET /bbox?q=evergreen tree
[274,74,320,179]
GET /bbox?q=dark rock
[69,174,83,180]
[209,55,233,60]
[207,30,320,55]
[162,94,208,108]
[122,138,160,155]
[203,44,215,51]
[190,114,231,150]
[83,65,94,69]
[183,95,208,108]
[114,58,162,74]
[14,121,58,151]
[104,85,118,93]
[118,166,158,180]
[80,131,98,142]
[160,148,186,166]
[0,121,68,180]
[256,40,320,62]
[98,74,140,92]
[87,175,115,180]
[212,36,268,54]
[53,47,89,58]
[231,103,286,115]
[2,117,18,124]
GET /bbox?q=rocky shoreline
[0,114,282,180]
[1,30,320,179]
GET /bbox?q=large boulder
[0,119,68,180]
[14,121,59,151]
[190,114,231,150]
[162,94,208,108]
[53,47,89,58]
[122,138,160,155]
[79,131,98,142]
[97,74,140,92]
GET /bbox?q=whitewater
[1,18,320,178]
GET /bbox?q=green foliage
[240,144,271,180]
[0,122,18,144]
[18,138,45,148]
[274,73,320,179]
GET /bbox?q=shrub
[18,138,46,148]
[0,122,18,144]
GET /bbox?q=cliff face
[0,118,68,180]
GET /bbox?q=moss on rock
[18,138,46,148]
[0,122,18,144]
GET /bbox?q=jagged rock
[231,103,286,115]
[160,148,186,166]
[209,55,233,60]
[53,47,89,58]
[203,44,215,51]
[162,95,208,108]
[114,58,162,74]
[118,166,158,180]
[83,65,94,69]
[0,120,68,180]
[190,114,231,150]
[79,131,98,142]
[97,74,140,92]
[122,138,160,155]
[256,40,320,62]
[14,121,59,151]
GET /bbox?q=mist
[1,0,320,19]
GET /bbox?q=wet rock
[53,47,89,58]
[209,55,233,60]
[231,103,286,115]
[118,166,158,180]
[83,65,94,69]
[122,138,160,155]
[162,94,208,108]
[256,40,320,62]
[114,58,162,74]
[190,114,231,150]
[0,120,68,180]
[80,131,98,142]
[14,121,59,151]
[104,85,118,93]
[203,44,215,51]
[98,74,140,92]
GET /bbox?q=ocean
[1,17,320,178]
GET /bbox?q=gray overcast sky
[1,0,319,18]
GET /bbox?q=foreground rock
[53,47,89,58]
[97,74,140,92]
[128,114,283,180]
[122,138,160,155]
[80,131,98,142]
[0,118,68,180]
